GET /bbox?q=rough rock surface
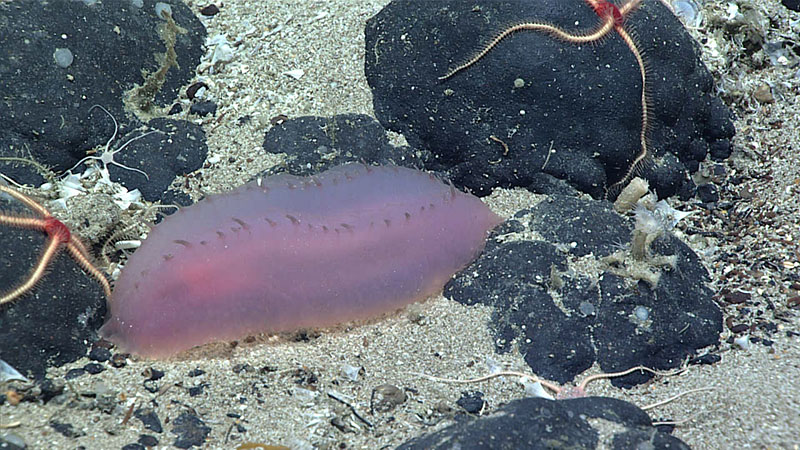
[365,0,735,198]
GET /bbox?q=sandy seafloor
[2,0,800,449]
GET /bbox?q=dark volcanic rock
[365,0,735,199]
[0,0,207,379]
[398,396,690,449]
[262,114,427,176]
[171,412,211,449]
[135,408,164,434]
[446,195,723,385]
[0,0,206,194]
[0,197,106,380]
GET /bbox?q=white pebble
[634,305,650,322]
[155,2,172,19]
[53,48,74,68]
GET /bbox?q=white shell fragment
[0,359,28,384]
[114,240,142,251]
[207,34,235,66]
[281,68,305,80]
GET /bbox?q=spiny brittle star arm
[0,184,112,304]
[439,17,617,81]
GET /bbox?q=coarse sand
[2,0,799,449]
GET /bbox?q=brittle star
[440,0,649,197]
[67,104,159,184]
[416,364,712,424]
[0,185,111,304]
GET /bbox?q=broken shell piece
[671,0,703,28]
[0,359,28,383]
[114,240,142,251]
[282,68,305,80]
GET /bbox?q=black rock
[261,114,427,177]
[456,391,486,414]
[88,347,111,362]
[365,0,735,199]
[138,434,159,447]
[398,397,689,449]
[189,100,217,117]
[122,444,145,450]
[0,0,207,380]
[134,408,163,434]
[83,363,106,375]
[37,378,66,403]
[143,367,165,381]
[783,0,800,12]
[697,183,720,203]
[65,368,88,380]
[0,196,106,380]
[101,118,208,202]
[445,195,723,385]
[188,383,208,397]
[171,412,211,449]
[199,4,220,16]
[50,421,85,438]
[0,0,205,185]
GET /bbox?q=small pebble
[53,48,73,68]
[729,323,749,334]
[232,363,254,374]
[83,363,105,375]
[722,290,751,304]
[190,100,217,117]
[122,444,145,450]
[0,431,26,449]
[696,183,719,203]
[188,368,206,377]
[135,408,164,433]
[143,367,165,381]
[188,383,208,397]
[456,391,486,414]
[65,368,87,380]
[199,4,219,16]
[371,384,407,412]
[37,378,65,403]
[110,353,128,368]
[341,364,361,382]
[88,347,111,362]
[689,354,721,365]
[50,421,85,438]
[154,2,172,19]
[138,434,159,446]
[168,103,183,115]
[185,81,208,100]
[5,390,22,406]
[753,83,774,104]
[578,301,596,317]
[171,412,211,449]
[633,305,650,322]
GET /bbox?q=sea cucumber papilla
[99,164,503,358]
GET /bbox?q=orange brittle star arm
[0,185,111,304]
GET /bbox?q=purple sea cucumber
[100,164,502,358]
